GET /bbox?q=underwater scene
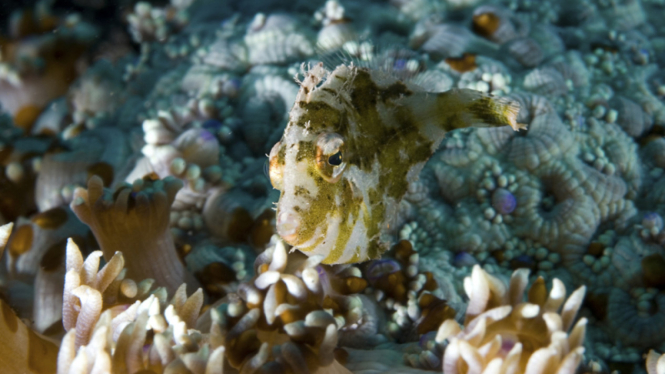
[1,0,665,373]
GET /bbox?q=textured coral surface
[0,0,665,373]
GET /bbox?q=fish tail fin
[437,88,525,132]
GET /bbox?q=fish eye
[328,151,342,166]
[316,133,347,183]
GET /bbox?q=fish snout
[276,210,300,244]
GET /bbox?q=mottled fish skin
[269,63,522,264]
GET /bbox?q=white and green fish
[268,63,523,264]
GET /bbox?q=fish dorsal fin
[314,39,429,85]
[294,62,329,104]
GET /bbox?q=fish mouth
[276,210,300,244]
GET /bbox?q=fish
[268,62,523,264]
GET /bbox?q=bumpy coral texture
[436,266,587,374]
[1,0,665,372]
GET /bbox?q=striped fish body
[268,63,521,264]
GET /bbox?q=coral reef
[0,0,665,372]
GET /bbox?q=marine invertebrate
[574,120,640,221]
[648,350,665,374]
[269,63,523,264]
[6,207,88,278]
[606,287,665,348]
[315,0,357,52]
[492,188,517,215]
[61,238,159,348]
[244,13,315,66]
[57,236,360,373]
[4,0,665,370]
[453,57,513,96]
[609,95,653,138]
[528,26,564,61]
[201,34,250,74]
[202,188,255,242]
[185,242,253,298]
[136,105,230,211]
[58,241,212,374]
[68,60,125,129]
[523,67,568,97]
[507,113,577,171]
[0,1,96,127]
[239,71,299,154]
[216,237,356,373]
[0,295,59,373]
[172,128,220,168]
[436,265,587,374]
[475,110,576,171]
[33,235,69,333]
[35,127,129,211]
[70,175,200,295]
[472,5,529,44]
[504,37,544,68]
[598,0,645,31]
[363,240,455,345]
[637,212,665,244]
[410,20,499,61]
[126,1,189,43]
[548,51,590,88]
[390,0,446,22]
[512,160,600,264]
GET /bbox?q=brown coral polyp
[473,12,501,38]
[70,175,200,295]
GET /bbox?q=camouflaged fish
[268,63,523,264]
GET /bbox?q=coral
[6,207,88,279]
[435,266,587,374]
[610,95,653,138]
[58,236,358,373]
[598,0,646,31]
[410,20,499,61]
[239,70,299,154]
[35,127,130,211]
[454,57,513,96]
[511,160,600,261]
[648,350,665,374]
[70,175,200,295]
[0,295,59,373]
[523,67,568,97]
[61,238,161,348]
[2,0,665,370]
[606,287,665,348]
[68,60,125,129]
[315,1,357,52]
[126,1,189,43]
[472,5,529,45]
[363,240,455,345]
[244,13,315,65]
[0,1,96,128]
[504,37,544,68]
[391,0,446,22]
[58,241,210,373]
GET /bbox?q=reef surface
[1,0,665,373]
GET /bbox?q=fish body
[269,63,521,264]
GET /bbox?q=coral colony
[2,0,665,373]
